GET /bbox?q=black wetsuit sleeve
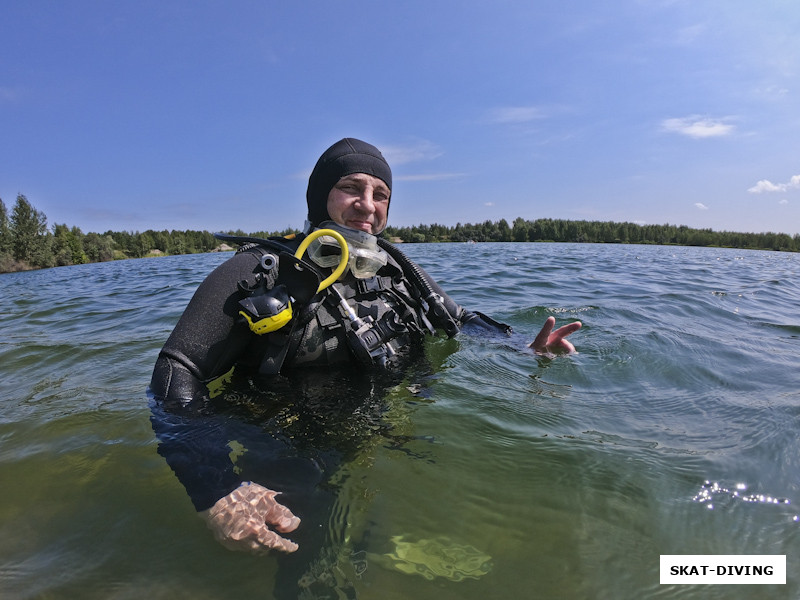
[148,250,262,510]
[149,251,260,400]
[413,259,512,335]
[460,309,513,334]
[149,398,244,511]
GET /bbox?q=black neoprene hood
[306,138,393,230]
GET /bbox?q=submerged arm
[149,250,300,552]
[150,395,300,553]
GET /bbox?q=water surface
[1,243,799,599]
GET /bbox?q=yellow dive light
[239,309,293,335]
[238,228,349,335]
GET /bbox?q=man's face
[326,173,390,234]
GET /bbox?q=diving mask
[307,221,388,279]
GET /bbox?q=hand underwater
[200,482,300,554]
[530,316,582,355]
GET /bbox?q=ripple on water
[2,245,800,599]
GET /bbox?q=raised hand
[530,316,581,354]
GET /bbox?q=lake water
[1,242,799,599]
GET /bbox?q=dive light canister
[238,284,293,335]
[237,228,350,336]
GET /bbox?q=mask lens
[307,224,388,279]
[348,248,388,278]
[307,236,343,268]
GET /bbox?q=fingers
[530,318,582,354]
[257,527,299,553]
[204,482,301,554]
[243,484,300,532]
[219,524,299,554]
[556,339,576,353]
[530,316,556,350]
[227,516,299,553]
[551,321,582,340]
[265,503,301,533]
[209,508,299,554]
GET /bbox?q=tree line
[1,194,798,274]
[384,217,800,251]
[0,194,299,273]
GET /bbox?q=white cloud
[395,172,466,182]
[674,24,706,45]
[748,174,800,193]
[756,85,789,98]
[748,180,784,193]
[380,139,443,165]
[779,199,789,205]
[489,106,546,124]
[485,202,495,207]
[661,116,736,138]
[694,202,709,210]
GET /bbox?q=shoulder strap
[376,238,461,337]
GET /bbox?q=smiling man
[305,138,393,235]
[326,173,390,234]
[149,137,581,555]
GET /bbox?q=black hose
[376,238,460,337]
[218,232,460,337]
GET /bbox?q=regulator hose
[376,237,460,337]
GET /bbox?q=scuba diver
[149,137,581,558]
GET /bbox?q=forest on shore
[2,193,799,274]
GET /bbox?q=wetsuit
[150,237,507,404]
[149,237,510,512]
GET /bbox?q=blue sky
[2,0,799,235]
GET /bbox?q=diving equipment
[236,228,349,335]
[215,227,502,372]
[307,221,388,280]
[217,228,414,369]
[375,237,462,338]
[329,285,404,368]
[238,274,292,334]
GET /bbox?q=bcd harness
[215,232,463,375]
